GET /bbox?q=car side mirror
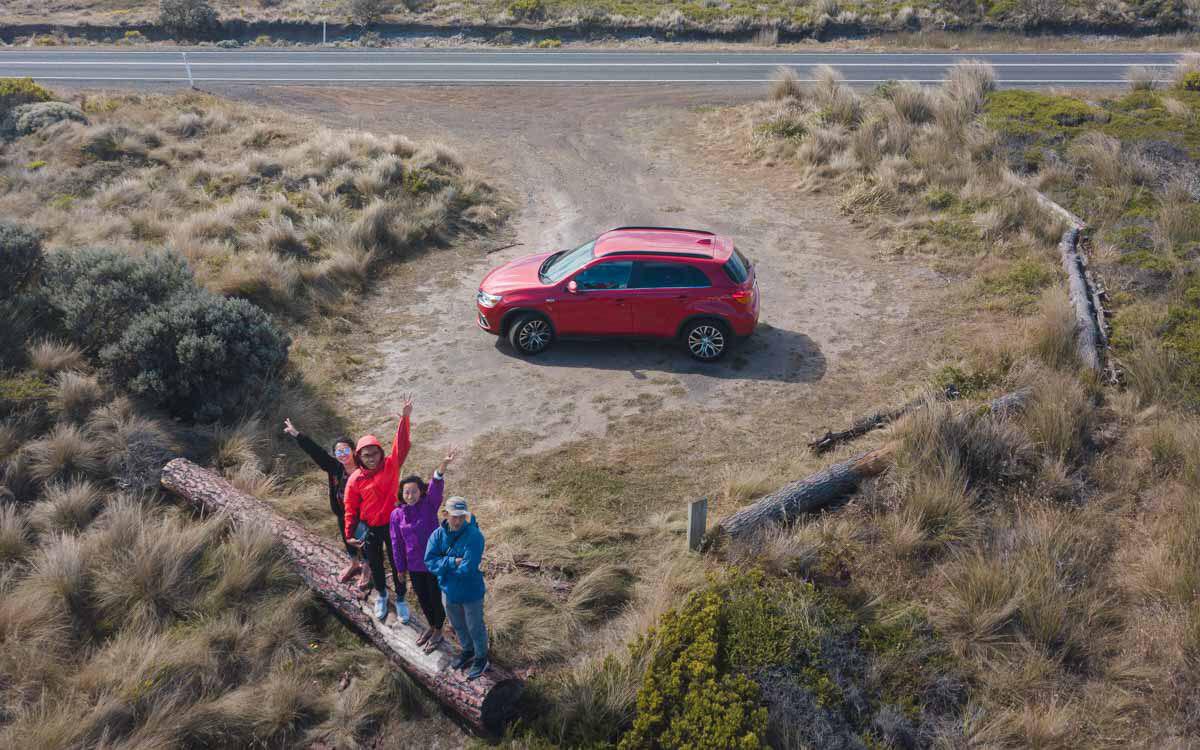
[567,280,579,294]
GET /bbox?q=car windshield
[540,239,596,283]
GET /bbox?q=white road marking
[12,76,1146,83]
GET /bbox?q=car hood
[480,251,554,294]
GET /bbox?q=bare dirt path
[228,83,938,452]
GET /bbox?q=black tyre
[683,319,730,362]
[508,313,554,356]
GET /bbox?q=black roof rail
[608,226,715,235]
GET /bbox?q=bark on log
[160,458,522,736]
[1059,227,1105,374]
[711,388,1031,545]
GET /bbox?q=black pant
[362,525,403,597]
[410,570,445,629]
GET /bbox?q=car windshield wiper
[538,250,564,281]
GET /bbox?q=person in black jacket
[283,417,365,585]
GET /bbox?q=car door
[629,261,714,338]
[549,260,635,336]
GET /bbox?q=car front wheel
[683,320,730,362]
[508,313,555,356]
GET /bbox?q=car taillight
[730,289,754,305]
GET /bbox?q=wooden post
[160,458,522,736]
[687,498,708,552]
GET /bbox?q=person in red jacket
[344,395,413,621]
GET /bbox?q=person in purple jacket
[390,446,457,651]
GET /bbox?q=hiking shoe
[451,651,474,670]
[338,562,361,583]
[395,600,411,625]
[467,657,490,681]
[374,593,389,621]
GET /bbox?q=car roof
[593,227,731,261]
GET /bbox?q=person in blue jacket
[424,496,489,681]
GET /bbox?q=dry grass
[1027,287,1080,372]
[27,479,103,535]
[0,92,501,326]
[770,65,803,102]
[50,370,104,424]
[24,423,102,484]
[1126,65,1159,91]
[27,340,86,375]
[0,504,31,565]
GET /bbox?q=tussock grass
[27,340,86,375]
[93,514,223,630]
[25,423,101,483]
[1126,65,1159,91]
[1019,367,1096,464]
[770,65,803,101]
[1027,287,1080,372]
[567,564,635,622]
[28,479,103,535]
[0,504,31,564]
[50,370,103,424]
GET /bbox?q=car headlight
[477,290,503,308]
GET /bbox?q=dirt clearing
[227,83,939,453]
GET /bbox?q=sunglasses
[334,447,352,457]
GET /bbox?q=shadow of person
[494,322,826,384]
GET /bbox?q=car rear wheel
[683,319,730,362]
[508,313,554,356]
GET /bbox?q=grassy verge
[3,0,1199,46]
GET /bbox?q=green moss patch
[983,90,1097,143]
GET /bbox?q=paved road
[0,48,1185,87]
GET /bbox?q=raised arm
[284,418,341,475]
[425,446,458,510]
[384,396,414,474]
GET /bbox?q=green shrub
[12,101,87,136]
[508,0,545,21]
[1178,71,1200,92]
[101,290,290,423]
[0,222,46,368]
[536,38,562,48]
[158,0,218,39]
[620,588,768,750]
[983,89,1095,142]
[0,221,44,300]
[43,248,194,354]
[0,78,52,120]
[346,0,390,26]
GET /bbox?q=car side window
[574,261,633,291]
[632,261,712,289]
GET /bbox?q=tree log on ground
[807,385,960,455]
[161,458,522,736]
[709,388,1031,546]
[1059,227,1106,374]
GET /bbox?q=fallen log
[807,385,959,455]
[709,388,1031,546]
[1058,227,1105,373]
[161,458,522,736]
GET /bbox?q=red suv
[476,227,758,361]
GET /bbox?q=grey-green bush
[101,290,290,423]
[11,102,87,136]
[158,0,219,39]
[0,221,43,300]
[0,221,45,368]
[43,248,193,354]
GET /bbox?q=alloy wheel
[688,325,725,360]
[518,319,551,353]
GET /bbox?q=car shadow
[494,322,826,384]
